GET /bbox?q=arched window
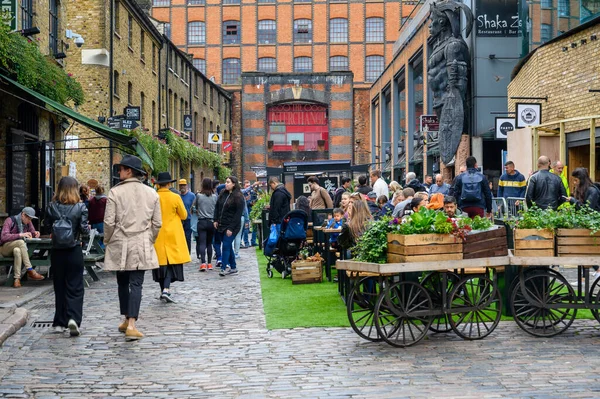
[366,17,384,42]
[329,18,348,43]
[223,20,240,44]
[365,55,384,82]
[222,58,241,84]
[294,57,312,73]
[188,22,205,45]
[330,56,348,71]
[258,57,277,73]
[294,19,312,43]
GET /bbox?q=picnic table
[337,253,600,347]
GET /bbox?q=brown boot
[118,320,129,333]
[27,269,44,281]
[13,279,21,288]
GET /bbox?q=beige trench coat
[103,178,162,271]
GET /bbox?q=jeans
[234,216,245,254]
[183,220,192,254]
[213,231,222,263]
[196,219,214,264]
[158,267,173,291]
[220,232,236,270]
[251,226,257,246]
[117,270,145,320]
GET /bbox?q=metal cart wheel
[510,267,564,328]
[373,281,434,348]
[511,270,576,337]
[346,277,388,342]
[421,271,460,333]
[590,276,600,323]
[449,276,502,340]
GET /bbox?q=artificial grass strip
[256,248,350,329]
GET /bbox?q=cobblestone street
[1,250,600,398]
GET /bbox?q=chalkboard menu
[10,133,26,214]
[475,0,519,37]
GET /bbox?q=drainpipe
[108,0,114,184]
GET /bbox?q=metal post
[559,122,566,165]
[591,118,596,181]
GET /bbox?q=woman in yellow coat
[152,172,191,303]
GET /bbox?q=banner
[475,0,519,37]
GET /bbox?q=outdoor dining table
[321,228,342,283]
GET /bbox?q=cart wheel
[421,271,460,333]
[267,268,273,278]
[511,270,576,337]
[449,276,501,340]
[590,276,600,323]
[346,277,387,342]
[373,281,433,347]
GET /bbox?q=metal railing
[492,197,526,220]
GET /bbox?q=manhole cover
[29,304,54,310]
[31,321,53,328]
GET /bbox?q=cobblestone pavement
[2,250,600,398]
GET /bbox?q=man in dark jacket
[498,161,526,199]
[453,156,493,218]
[333,177,351,207]
[355,175,372,195]
[526,156,567,210]
[405,172,427,193]
[268,177,291,225]
[366,191,380,215]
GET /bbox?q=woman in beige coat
[152,172,191,303]
[103,155,162,341]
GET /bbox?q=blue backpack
[461,172,483,202]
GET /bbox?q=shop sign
[183,114,192,132]
[495,117,515,139]
[515,103,542,128]
[124,106,141,121]
[223,141,232,152]
[2,0,18,31]
[209,132,222,144]
[475,0,519,37]
[420,115,439,132]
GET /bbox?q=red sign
[223,141,232,152]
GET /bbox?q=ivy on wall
[0,23,85,106]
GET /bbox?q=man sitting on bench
[0,207,44,288]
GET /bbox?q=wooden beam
[591,118,596,181]
[560,122,566,164]
[532,128,539,170]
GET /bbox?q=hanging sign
[209,132,222,144]
[420,115,439,132]
[222,141,232,152]
[495,117,515,139]
[475,0,520,37]
[515,103,542,128]
[124,106,141,121]
[183,114,193,132]
[2,0,18,31]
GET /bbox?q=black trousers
[52,246,84,328]
[117,270,145,320]
[196,219,214,264]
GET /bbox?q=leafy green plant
[250,192,271,222]
[509,206,556,230]
[353,217,391,263]
[510,205,600,234]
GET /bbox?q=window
[113,70,120,97]
[152,100,156,133]
[541,23,552,42]
[49,0,59,56]
[294,0,311,2]
[194,76,199,96]
[541,0,552,8]
[558,0,570,16]
[366,17,384,42]
[128,15,133,48]
[188,21,206,45]
[330,18,348,43]
[223,0,240,3]
[152,43,157,71]
[210,88,214,107]
[258,57,277,72]
[223,21,240,44]
[294,57,312,73]
[365,55,384,82]
[188,0,204,4]
[140,32,145,60]
[140,92,145,127]
[203,118,207,143]
[330,56,348,71]
[222,58,241,84]
[127,82,133,105]
[20,0,33,30]
[168,90,173,123]
[258,20,276,44]
[218,95,221,114]
[203,81,207,103]
[258,0,275,3]
[114,1,120,33]
[294,19,312,43]
[164,23,171,39]
[193,59,206,75]
[174,93,178,127]
[153,0,169,6]
[181,98,185,128]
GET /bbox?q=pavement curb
[0,308,28,346]
[0,285,54,309]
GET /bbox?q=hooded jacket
[406,179,427,193]
[269,184,292,225]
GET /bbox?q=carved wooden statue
[427,0,474,164]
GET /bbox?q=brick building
[151,0,413,180]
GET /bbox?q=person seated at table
[0,207,44,288]
[443,195,463,219]
[402,197,427,219]
[295,195,312,223]
[377,195,394,219]
[326,208,344,248]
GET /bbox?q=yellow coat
[154,188,192,266]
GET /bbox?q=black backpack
[52,204,77,248]
[460,171,483,202]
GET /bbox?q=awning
[0,74,154,170]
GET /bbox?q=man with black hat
[103,155,162,341]
[366,191,380,215]
[0,207,44,288]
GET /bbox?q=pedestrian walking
[268,176,292,226]
[79,185,90,208]
[194,178,217,271]
[103,155,162,341]
[214,176,245,276]
[525,156,567,210]
[453,156,493,218]
[178,179,196,254]
[153,172,191,303]
[88,185,107,237]
[498,161,526,199]
[44,176,90,337]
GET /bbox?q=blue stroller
[265,210,309,279]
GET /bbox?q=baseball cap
[179,179,188,185]
[22,207,38,219]
[367,191,377,199]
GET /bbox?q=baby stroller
[265,210,309,279]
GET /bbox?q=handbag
[264,223,280,257]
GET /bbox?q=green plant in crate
[250,192,271,222]
[353,217,391,264]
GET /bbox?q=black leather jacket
[44,202,90,246]
[525,170,567,210]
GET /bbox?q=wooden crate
[513,228,555,257]
[556,229,600,256]
[463,226,508,259]
[387,233,462,263]
[291,260,322,284]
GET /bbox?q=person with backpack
[333,177,351,208]
[44,176,90,337]
[453,156,493,218]
[569,167,600,211]
[0,207,45,288]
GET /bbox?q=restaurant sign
[475,0,519,37]
[2,0,18,31]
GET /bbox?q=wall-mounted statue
[427,0,474,165]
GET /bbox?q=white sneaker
[67,319,80,337]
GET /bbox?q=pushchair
[265,210,309,279]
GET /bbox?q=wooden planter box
[291,260,322,284]
[387,226,509,263]
[556,229,600,257]
[513,229,555,257]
